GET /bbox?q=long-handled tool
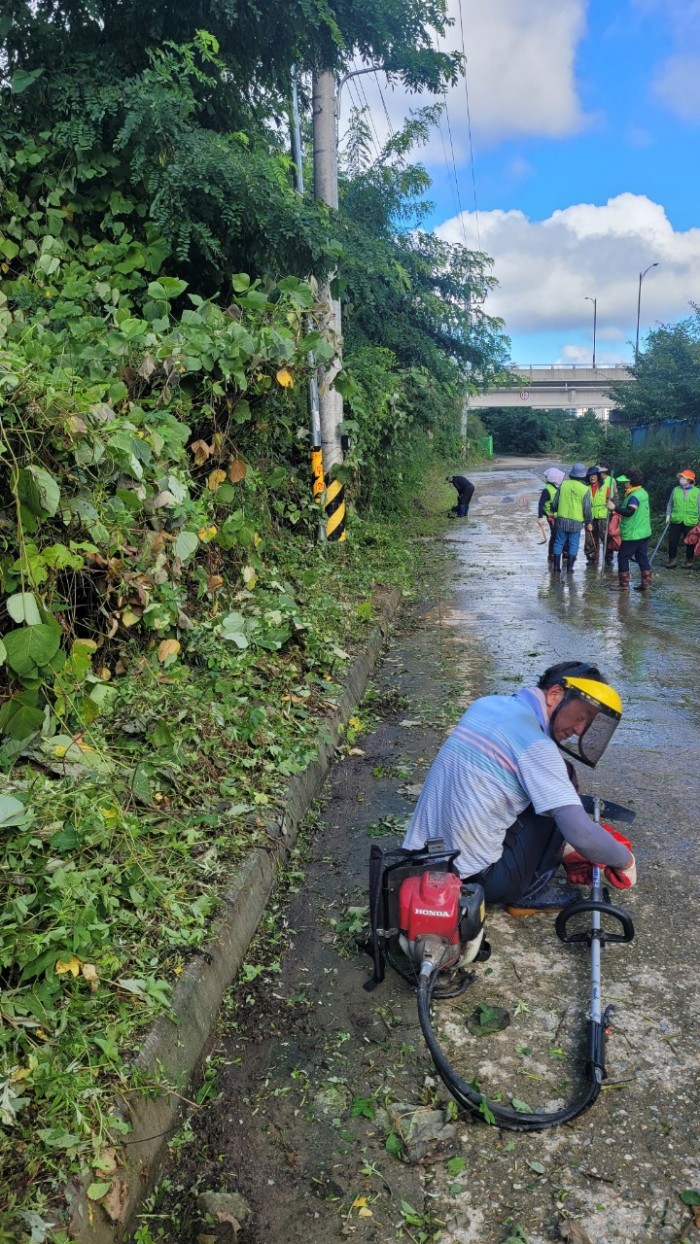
[364,800,635,1132]
[600,464,615,571]
[649,519,670,567]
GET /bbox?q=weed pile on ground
[0,517,429,1242]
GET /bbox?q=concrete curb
[68,588,402,1242]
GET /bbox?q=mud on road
[150,463,700,1244]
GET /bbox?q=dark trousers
[467,806,564,904]
[668,522,695,563]
[618,537,650,573]
[455,487,474,518]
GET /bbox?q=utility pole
[312,69,346,542]
[291,69,325,517]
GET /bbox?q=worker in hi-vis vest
[664,469,700,569]
[550,463,593,575]
[607,466,652,591]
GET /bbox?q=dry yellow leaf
[56,956,82,977]
[207,468,227,492]
[242,565,257,590]
[207,574,224,593]
[81,963,99,992]
[157,639,181,663]
[10,1066,32,1083]
[228,458,247,483]
[276,366,294,388]
[358,1208,373,1219]
[189,439,211,465]
[197,524,218,542]
[351,1196,368,1210]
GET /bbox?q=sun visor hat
[551,677,623,769]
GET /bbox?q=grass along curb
[66,587,402,1243]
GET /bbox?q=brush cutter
[364,797,635,1131]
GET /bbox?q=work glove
[562,822,636,889]
[606,498,616,512]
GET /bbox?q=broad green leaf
[6,591,42,625]
[0,794,28,827]
[0,638,6,666]
[173,530,199,562]
[87,1181,112,1201]
[680,1190,700,1205]
[17,465,61,517]
[511,1098,533,1113]
[231,273,251,293]
[10,66,45,94]
[0,700,44,740]
[3,624,61,678]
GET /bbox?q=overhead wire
[456,0,482,251]
[434,34,471,251]
[373,68,395,141]
[356,74,386,161]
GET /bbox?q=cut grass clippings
[0,514,451,1243]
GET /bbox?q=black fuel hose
[417,967,602,1132]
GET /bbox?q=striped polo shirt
[402,688,580,877]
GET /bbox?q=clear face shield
[550,685,622,769]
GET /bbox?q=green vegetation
[480,406,631,464]
[0,2,510,1237]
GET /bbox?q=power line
[373,69,395,141]
[356,75,385,161]
[345,77,383,165]
[441,92,471,251]
[456,0,482,251]
[434,33,471,252]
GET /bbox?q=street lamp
[585,296,597,369]
[635,263,659,363]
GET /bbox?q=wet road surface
[152,460,700,1244]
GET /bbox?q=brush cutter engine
[398,869,486,972]
[363,838,490,994]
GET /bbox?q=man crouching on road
[402,661,636,915]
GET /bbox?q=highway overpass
[468,364,632,415]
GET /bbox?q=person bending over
[402,661,636,915]
[446,475,475,519]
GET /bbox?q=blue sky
[344,0,700,365]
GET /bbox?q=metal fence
[630,418,700,449]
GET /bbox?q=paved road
[153,460,700,1244]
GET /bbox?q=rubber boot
[609,570,631,591]
[635,569,652,591]
[566,556,576,574]
[551,554,562,573]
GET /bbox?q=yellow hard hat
[562,676,622,719]
[555,676,623,767]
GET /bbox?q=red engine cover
[399,871,462,944]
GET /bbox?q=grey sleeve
[583,492,592,522]
[551,804,632,868]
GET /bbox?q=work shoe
[682,561,694,570]
[665,559,677,569]
[506,882,581,917]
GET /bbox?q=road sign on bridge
[468,364,632,414]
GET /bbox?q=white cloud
[632,0,700,120]
[437,193,700,348]
[652,55,700,120]
[339,0,589,163]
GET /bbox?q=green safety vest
[620,487,651,540]
[590,479,611,520]
[555,478,589,522]
[543,482,557,515]
[670,485,700,526]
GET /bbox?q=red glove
[562,821,636,889]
